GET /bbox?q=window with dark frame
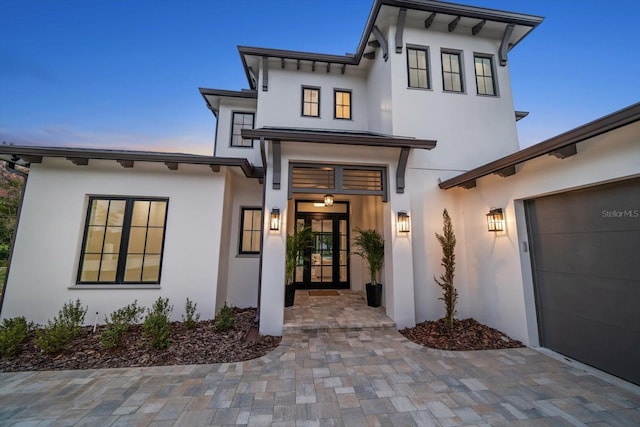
[231,112,255,147]
[441,51,464,93]
[240,207,262,254]
[407,47,430,89]
[474,55,496,96]
[78,197,168,284]
[302,87,320,117]
[334,90,351,120]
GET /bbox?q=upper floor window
[78,197,168,284]
[240,207,262,255]
[231,112,255,147]
[441,51,464,93]
[302,86,320,117]
[407,47,430,89]
[334,90,351,120]
[474,55,497,96]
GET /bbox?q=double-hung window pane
[302,87,320,117]
[335,90,351,120]
[474,55,496,96]
[240,208,262,254]
[407,48,429,89]
[442,51,463,92]
[231,112,254,147]
[79,197,168,284]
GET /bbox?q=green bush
[182,298,200,330]
[214,302,235,332]
[0,316,32,357]
[0,244,10,261]
[34,299,87,354]
[101,301,145,349]
[143,297,173,350]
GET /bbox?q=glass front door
[294,202,349,289]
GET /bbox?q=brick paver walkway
[1,327,639,426]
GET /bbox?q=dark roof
[241,127,436,150]
[198,88,257,116]
[238,0,543,88]
[439,102,640,190]
[0,145,262,178]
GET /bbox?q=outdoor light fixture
[486,208,504,232]
[324,194,334,207]
[270,208,280,231]
[397,211,410,233]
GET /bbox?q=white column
[383,191,416,329]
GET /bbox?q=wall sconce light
[486,208,504,232]
[323,194,334,207]
[270,208,280,231]
[397,211,410,233]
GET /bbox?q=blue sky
[1,0,639,155]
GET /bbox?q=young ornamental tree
[352,227,384,286]
[434,209,458,331]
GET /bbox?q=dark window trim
[301,86,321,118]
[77,196,169,285]
[239,206,262,255]
[441,49,465,94]
[333,88,352,120]
[406,44,431,90]
[230,111,256,148]
[473,53,499,97]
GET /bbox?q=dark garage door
[525,177,640,385]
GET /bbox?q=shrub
[214,302,235,332]
[101,301,145,349]
[0,244,10,261]
[434,209,458,331]
[35,299,88,354]
[0,316,32,357]
[182,298,200,330]
[143,297,173,350]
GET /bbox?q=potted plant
[352,227,384,307]
[284,224,313,306]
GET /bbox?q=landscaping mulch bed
[0,308,280,372]
[400,318,524,351]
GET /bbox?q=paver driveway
[1,327,639,426]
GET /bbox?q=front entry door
[295,207,349,289]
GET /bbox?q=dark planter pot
[284,285,296,307]
[365,283,383,307]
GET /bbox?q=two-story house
[1,0,639,385]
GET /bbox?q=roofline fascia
[439,102,640,189]
[0,146,262,178]
[198,88,257,117]
[242,128,436,150]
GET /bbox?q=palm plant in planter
[352,227,385,307]
[284,224,313,306]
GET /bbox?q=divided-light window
[334,90,351,120]
[302,87,320,117]
[441,51,464,93]
[231,112,255,147]
[474,55,496,96]
[407,47,430,89]
[78,197,168,284]
[240,207,262,254]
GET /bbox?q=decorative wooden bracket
[395,8,407,53]
[460,180,477,189]
[472,20,486,35]
[424,13,436,28]
[165,162,178,171]
[495,165,516,177]
[448,16,460,32]
[396,147,410,194]
[550,144,577,159]
[499,24,515,66]
[372,25,388,61]
[117,160,134,168]
[67,157,88,166]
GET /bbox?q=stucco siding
[1,159,228,325]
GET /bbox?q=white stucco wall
[1,159,228,325]
[224,173,262,309]
[256,61,369,132]
[457,121,640,345]
[214,97,261,166]
[389,26,520,172]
